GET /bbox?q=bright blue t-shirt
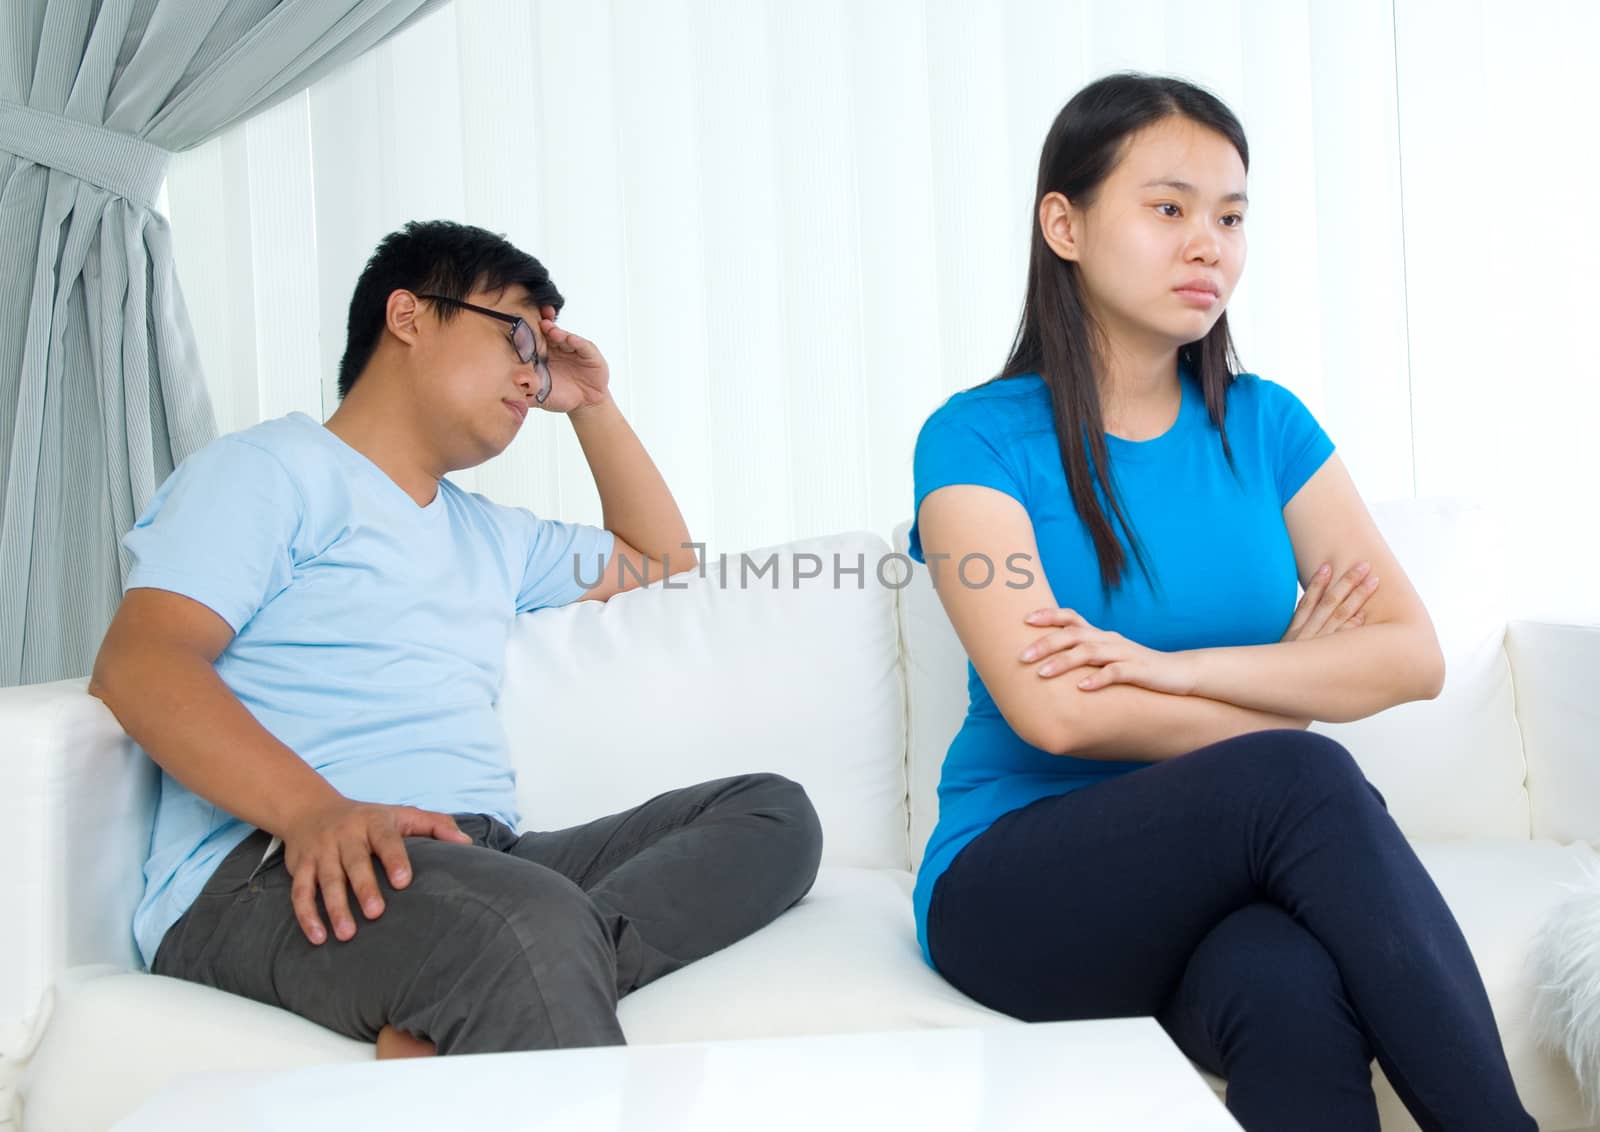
[907,365,1334,965]
[123,412,614,968]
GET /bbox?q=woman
[909,72,1533,1131]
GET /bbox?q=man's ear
[1039,192,1082,263]
[385,290,422,346]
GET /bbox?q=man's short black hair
[337,220,564,399]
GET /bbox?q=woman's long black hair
[997,72,1249,595]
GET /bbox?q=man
[89,220,822,1058]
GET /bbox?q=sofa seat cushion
[18,967,368,1132]
[19,868,1001,1130]
[22,847,1599,1131]
[617,867,1006,1043]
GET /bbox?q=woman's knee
[1215,730,1377,806]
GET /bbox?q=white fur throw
[1532,860,1600,1119]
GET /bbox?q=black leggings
[927,729,1533,1132]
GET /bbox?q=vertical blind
[159,0,1599,616]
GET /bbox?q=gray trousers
[152,773,823,1054]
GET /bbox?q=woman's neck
[1097,338,1183,441]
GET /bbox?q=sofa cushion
[889,528,968,872]
[18,966,369,1132]
[1506,618,1600,843]
[497,531,910,870]
[894,498,1530,856]
[20,847,1597,1131]
[1310,499,1529,839]
[616,867,1006,1043]
[18,868,1000,1131]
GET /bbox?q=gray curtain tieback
[0,99,172,210]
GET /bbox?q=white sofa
[2,499,1597,1131]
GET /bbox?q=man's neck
[322,380,442,509]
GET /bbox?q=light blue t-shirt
[123,412,614,968]
[907,365,1335,965]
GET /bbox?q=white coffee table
[115,1018,1240,1131]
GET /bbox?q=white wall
[159,0,1600,619]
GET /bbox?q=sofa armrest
[0,678,156,1057]
[1507,619,1600,844]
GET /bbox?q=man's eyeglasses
[416,293,553,404]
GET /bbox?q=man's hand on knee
[282,799,472,945]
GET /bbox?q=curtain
[164,0,1419,563]
[0,0,449,687]
[165,0,1600,624]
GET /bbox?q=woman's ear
[1039,192,1081,262]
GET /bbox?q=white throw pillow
[497,531,910,870]
[1312,498,1528,838]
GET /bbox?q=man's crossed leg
[153,773,823,1054]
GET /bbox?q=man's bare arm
[90,588,341,834]
[89,589,468,945]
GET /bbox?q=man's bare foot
[376,1024,437,1059]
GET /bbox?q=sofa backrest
[496,531,911,871]
[1307,498,1528,838]
[1506,618,1600,843]
[893,497,1531,868]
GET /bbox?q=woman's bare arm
[917,485,1307,762]
[1179,455,1445,722]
